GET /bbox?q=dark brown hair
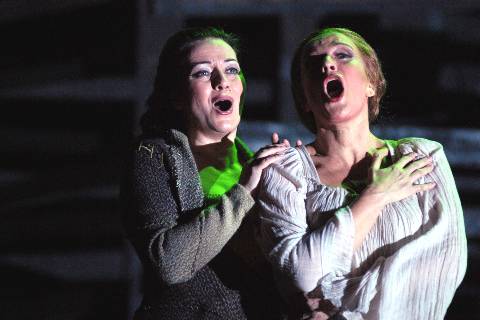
[141,27,245,135]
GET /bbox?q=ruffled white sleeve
[257,147,355,294]
[258,140,467,320]
[375,138,468,317]
[315,139,467,319]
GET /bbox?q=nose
[211,69,230,90]
[322,55,336,73]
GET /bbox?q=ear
[366,84,375,97]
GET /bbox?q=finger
[394,152,417,169]
[271,132,279,144]
[253,143,286,158]
[296,139,303,146]
[255,144,288,158]
[371,147,388,170]
[310,312,329,320]
[306,297,320,309]
[412,182,436,194]
[410,164,434,181]
[254,152,284,170]
[404,156,432,174]
[251,146,286,165]
[282,138,291,147]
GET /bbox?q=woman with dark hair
[258,27,467,319]
[122,27,285,320]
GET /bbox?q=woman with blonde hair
[258,27,467,319]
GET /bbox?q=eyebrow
[304,41,354,63]
[190,58,238,67]
[308,40,354,52]
[331,41,354,49]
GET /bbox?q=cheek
[300,77,312,98]
[189,83,208,101]
[185,86,208,119]
[232,79,244,99]
[304,81,322,105]
[353,61,370,85]
[348,68,370,93]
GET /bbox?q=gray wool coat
[122,129,284,320]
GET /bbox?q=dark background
[1,1,479,319]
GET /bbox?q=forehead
[188,38,237,61]
[305,33,358,55]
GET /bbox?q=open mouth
[213,97,233,114]
[324,77,344,101]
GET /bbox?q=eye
[225,67,240,75]
[191,70,210,78]
[336,52,352,60]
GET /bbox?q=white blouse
[258,138,467,320]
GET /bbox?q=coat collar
[163,129,253,212]
[164,129,204,212]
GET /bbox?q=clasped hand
[240,132,301,196]
[364,147,436,207]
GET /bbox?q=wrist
[358,186,388,209]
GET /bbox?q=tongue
[326,80,343,99]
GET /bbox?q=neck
[312,117,382,166]
[188,129,238,171]
[188,127,237,146]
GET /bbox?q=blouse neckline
[296,140,397,193]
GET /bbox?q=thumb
[371,147,388,170]
[271,132,279,144]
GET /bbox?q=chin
[329,112,367,126]
[324,102,367,122]
[210,119,239,136]
[218,123,239,135]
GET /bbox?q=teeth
[326,79,343,99]
[214,100,232,111]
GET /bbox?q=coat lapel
[166,129,204,212]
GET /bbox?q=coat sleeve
[122,141,255,285]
